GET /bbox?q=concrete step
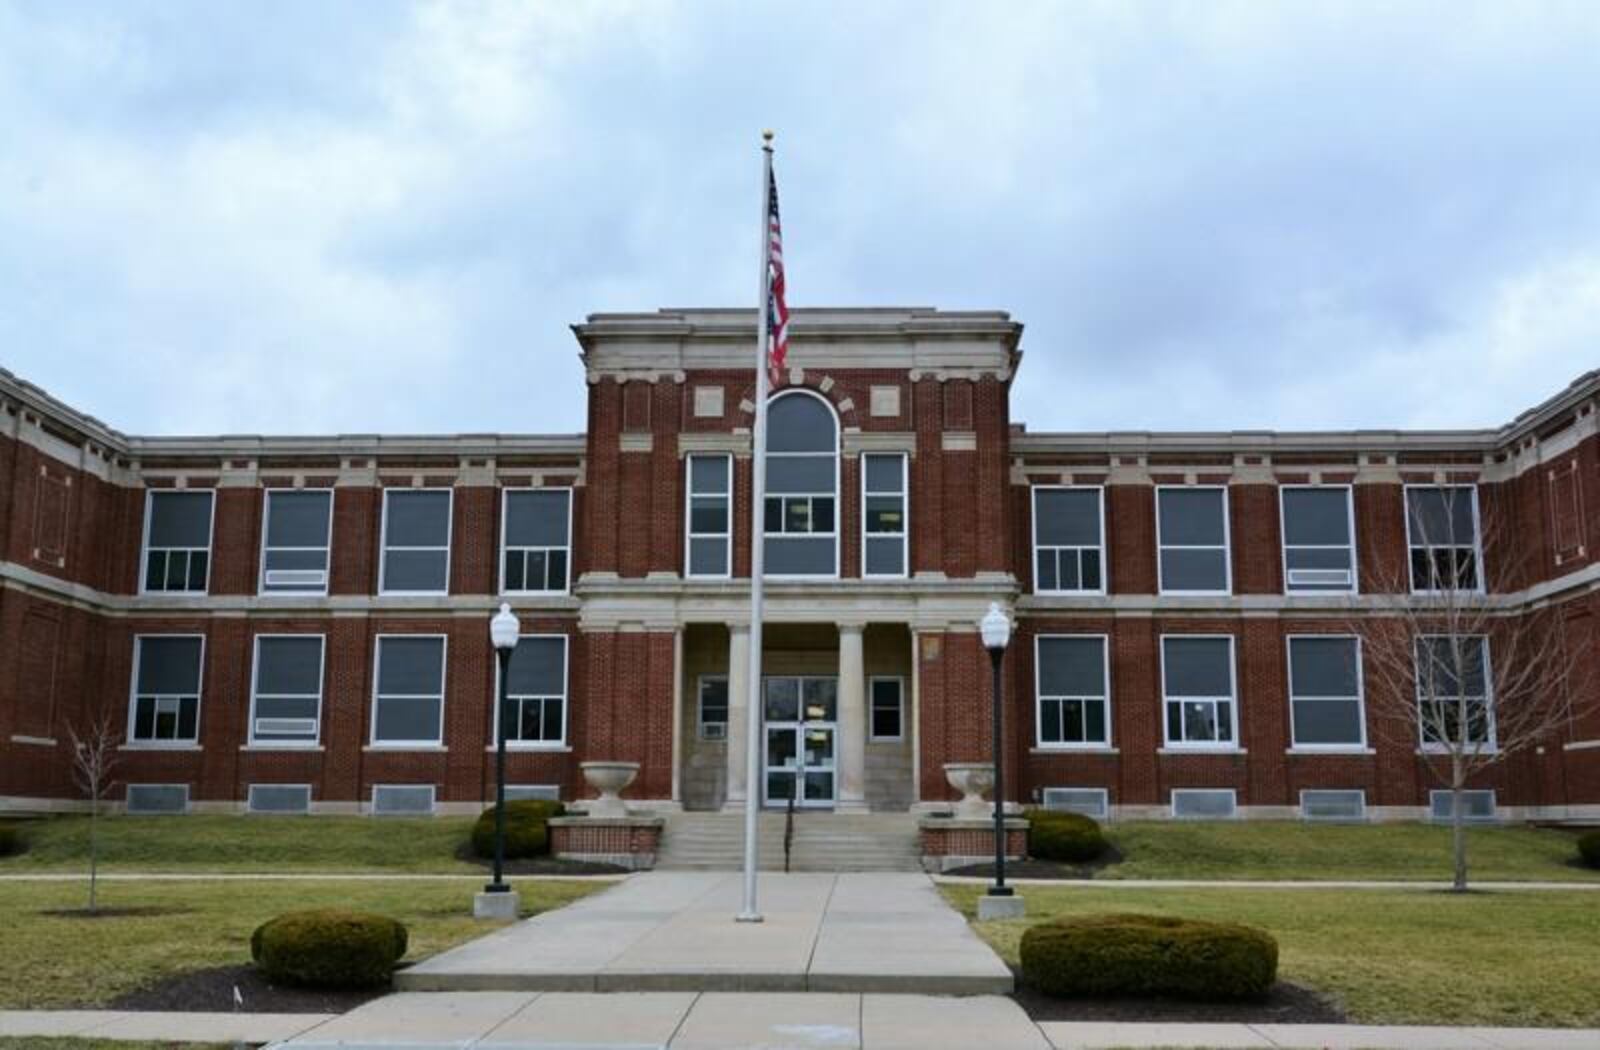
[657,811,922,872]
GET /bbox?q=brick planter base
[549,814,665,871]
[919,816,1029,874]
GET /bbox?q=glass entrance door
[763,676,837,807]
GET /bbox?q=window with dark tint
[1415,635,1493,748]
[250,636,325,744]
[381,490,452,593]
[1281,487,1354,592]
[1033,488,1103,593]
[698,676,729,739]
[1161,636,1236,746]
[686,455,731,577]
[143,491,213,593]
[1406,486,1480,592]
[372,636,446,744]
[764,392,837,576]
[1157,488,1230,593]
[500,636,566,744]
[1036,636,1109,745]
[261,490,332,594]
[862,453,907,577]
[1288,636,1364,747]
[502,489,571,592]
[131,636,204,743]
[870,678,904,739]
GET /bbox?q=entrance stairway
[655,811,922,872]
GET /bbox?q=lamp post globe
[487,602,520,896]
[978,602,1012,898]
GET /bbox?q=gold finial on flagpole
[762,129,774,143]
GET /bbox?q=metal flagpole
[738,131,777,923]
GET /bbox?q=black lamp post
[979,601,1013,900]
[486,601,520,895]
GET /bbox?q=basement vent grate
[126,784,189,815]
[505,784,561,802]
[371,784,436,816]
[1040,787,1109,819]
[1429,789,1497,823]
[1299,789,1366,822]
[1170,789,1237,820]
[248,784,312,814]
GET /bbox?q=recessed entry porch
[678,622,915,812]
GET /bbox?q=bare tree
[67,709,121,913]
[1342,484,1594,891]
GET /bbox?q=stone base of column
[918,815,1029,874]
[549,815,665,871]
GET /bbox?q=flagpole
[738,130,776,923]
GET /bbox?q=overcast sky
[4,1,1599,438]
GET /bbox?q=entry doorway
[763,676,837,807]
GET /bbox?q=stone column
[723,624,751,810]
[837,622,868,811]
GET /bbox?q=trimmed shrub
[1579,831,1600,870]
[0,823,21,857]
[1025,809,1108,863]
[470,799,565,860]
[1021,913,1278,1000]
[251,910,409,988]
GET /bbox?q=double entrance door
[763,675,837,807]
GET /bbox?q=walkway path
[398,871,1014,994]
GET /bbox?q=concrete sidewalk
[398,871,1014,994]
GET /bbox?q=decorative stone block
[693,385,724,417]
[870,385,901,417]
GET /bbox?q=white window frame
[248,634,326,748]
[1031,485,1107,596]
[1415,633,1497,754]
[140,489,217,595]
[763,389,841,580]
[1034,634,1113,749]
[1278,484,1358,595]
[861,452,909,580]
[499,486,574,595]
[369,634,449,748]
[258,488,334,596]
[1155,485,1233,596]
[127,634,206,747]
[868,675,906,741]
[1159,634,1239,750]
[492,633,569,749]
[698,673,729,741]
[378,488,454,596]
[1286,634,1367,751]
[1404,484,1484,596]
[684,455,733,580]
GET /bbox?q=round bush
[1021,913,1278,1000]
[0,823,21,857]
[470,799,565,860]
[1578,831,1600,869]
[251,910,409,988]
[1024,809,1108,863]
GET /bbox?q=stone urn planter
[943,762,995,819]
[580,760,640,819]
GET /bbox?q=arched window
[764,390,839,576]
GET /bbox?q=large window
[1157,487,1231,594]
[698,675,729,740]
[1033,487,1104,594]
[371,636,447,746]
[1280,486,1356,593]
[862,453,908,578]
[1406,486,1481,593]
[142,490,214,594]
[1161,635,1237,748]
[497,635,567,746]
[501,489,571,594]
[763,391,838,577]
[129,636,204,744]
[686,455,732,578]
[249,635,325,746]
[869,677,904,740]
[260,490,333,595]
[380,489,452,595]
[1416,635,1494,750]
[1287,635,1365,748]
[1036,635,1111,747]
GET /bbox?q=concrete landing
[396,872,1013,994]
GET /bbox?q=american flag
[766,167,790,387]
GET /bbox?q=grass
[0,1043,231,1050]
[945,883,1600,1027]
[1092,820,1597,882]
[0,877,599,1009]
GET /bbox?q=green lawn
[1093,820,1596,882]
[0,878,598,1009]
[945,883,1600,1027]
[0,1042,231,1050]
